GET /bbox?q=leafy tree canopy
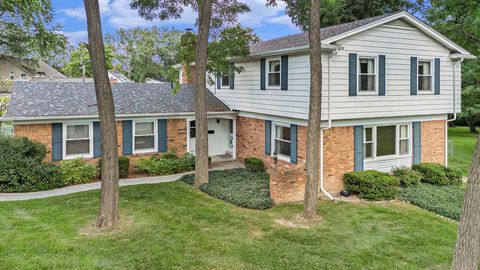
[62,43,114,78]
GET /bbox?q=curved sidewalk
[0,161,243,202]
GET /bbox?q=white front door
[189,119,230,156]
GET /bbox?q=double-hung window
[363,124,410,159]
[64,123,92,159]
[133,120,157,153]
[221,75,230,87]
[20,74,27,81]
[273,123,290,159]
[418,60,432,92]
[8,72,14,80]
[358,57,376,92]
[268,59,281,87]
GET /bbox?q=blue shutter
[122,120,132,156]
[216,75,221,89]
[349,53,357,96]
[93,121,101,158]
[434,58,440,95]
[410,57,418,95]
[260,58,266,90]
[52,123,63,161]
[290,124,297,164]
[265,120,271,155]
[354,125,364,171]
[281,55,288,90]
[379,55,386,96]
[413,122,421,164]
[229,62,234,89]
[158,119,167,152]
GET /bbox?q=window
[221,75,230,87]
[8,72,14,80]
[65,124,92,158]
[20,74,27,81]
[273,124,290,158]
[190,121,196,138]
[358,57,376,92]
[36,71,46,77]
[363,124,410,159]
[134,121,156,153]
[268,59,281,87]
[418,60,432,91]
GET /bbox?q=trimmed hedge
[412,163,463,186]
[392,167,422,187]
[60,158,98,185]
[244,157,265,172]
[181,169,273,209]
[99,156,130,178]
[398,183,464,221]
[344,170,400,200]
[137,152,195,176]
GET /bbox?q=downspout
[445,58,463,166]
[320,49,339,201]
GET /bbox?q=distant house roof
[4,82,231,120]
[0,56,66,79]
[108,70,132,83]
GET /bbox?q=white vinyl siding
[215,19,461,121]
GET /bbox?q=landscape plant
[244,157,265,172]
[392,167,422,187]
[60,158,98,185]
[344,170,400,200]
[137,152,195,176]
[412,163,462,186]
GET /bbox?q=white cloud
[62,30,88,44]
[59,0,112,21]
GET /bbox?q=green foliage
[244,157,265,172]
[344,170,400,200]
[412,163,463,186]
[0,136,63,192]
[99,156,130,179]
[59,158,98,185]
[392,167,422,187]
[62,43,115,78]
[398,183,465,221]
[181,169,273,209]
[458,85,480,133]
[137,152,195,176]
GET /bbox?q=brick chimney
[180,64,196,85]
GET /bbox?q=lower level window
[273,124,290,158]
[134,121,156,152]
[364,124,410,159]
[65,124,91,157]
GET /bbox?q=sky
[52,0,301,45]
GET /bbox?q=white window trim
[8,72,14,80]
[417,58,434,94]
[20,74,27,81]
[220,74,230,89]
[267,57,281,89]
[363,123,412,162]
[357,55,378,95]
[271,122,291,162]
[62,122,93,160]
[132,119,158,154]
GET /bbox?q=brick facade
[14,124,53,162]
[180,65,196,85]
[421,120,446,165]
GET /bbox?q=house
[108,70,132,83]
[0,56,66,82]
[2,12,474,203]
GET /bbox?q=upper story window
[273,123,290,160]
[221,75,230,87]
[64,123,92,159]
[133,120,157,153]
[268,59,281,87]
[20,74,27,81]
[418,60,432,91]
[9,72,14,80]
[36,71,46,77]
[364,124,410,160]
[358,57,376,92]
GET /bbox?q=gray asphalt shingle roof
[4,82,230,119]
[249,13,394,54]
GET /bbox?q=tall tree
[84,0,120,228]
[130,0,249,187]
[63,43,115,78]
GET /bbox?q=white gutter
[319,49,340,201]
[445,57,464,166]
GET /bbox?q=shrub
[60,158,98,185]
[392,167,422,187]
[398,183,465,221]
[137,152,195,176]
[244,157,265,172]
[412,163,462,186]
[99,156,130,178]
[181,169,273,209]
[0,136,64,192]
[344,170,400,200]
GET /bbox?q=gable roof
[0,56,66,79]
[4,82,230,121]
[249,11,474,58]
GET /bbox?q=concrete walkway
[0,161,244,202]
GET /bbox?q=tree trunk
[193,0,213,188]
[467,120,478,134]
[303,0,322,219]
[84,0,120,228]
[452,135,480,269]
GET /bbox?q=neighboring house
[3,82,236,165]
[108,70,132,83]
[0,56,66,82]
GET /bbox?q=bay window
[363,124,411,159]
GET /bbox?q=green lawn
[448,127,478,176]
[0,181,458,269]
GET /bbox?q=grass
[448,126,477,176]
[0,181,459,269]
